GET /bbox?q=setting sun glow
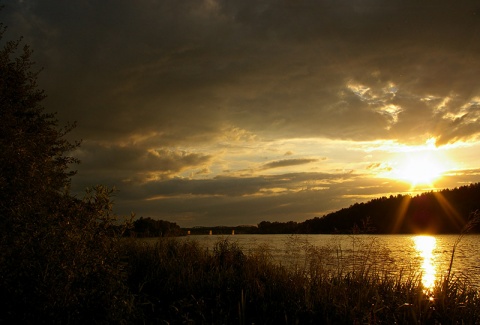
[394,152,447,186]
[386,139,453,188]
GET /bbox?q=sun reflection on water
[413,235,437,291]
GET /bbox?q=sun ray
[392,194,411,233]
[433,192,464,230]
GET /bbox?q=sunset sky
[3,1,480,227]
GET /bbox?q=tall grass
[122,233,480,324]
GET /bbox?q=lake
[172,234,480,290]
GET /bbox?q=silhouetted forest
[297,183,480,234]
[264,183,480,234]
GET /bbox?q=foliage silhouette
[0,21,133,323]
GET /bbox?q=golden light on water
[413,235,437,291]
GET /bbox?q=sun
[396,153,444,185]
[371,138,459,189]
[392,151,447,187]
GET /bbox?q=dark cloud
[3,1,480,226]
[260,158,318,170]
[112,172,413,227]
[137,172,345,198]
[71,141,212,191]
[4,0,480,145]
[112,171,366,225]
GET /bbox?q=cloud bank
[3,1,480,226]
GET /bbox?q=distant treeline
[256,183,480,234]
[255,183,480,234]
[299,183,480,234]
[135,183,480,237]
[125,217,183,237]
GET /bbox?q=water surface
[175,234,480,289]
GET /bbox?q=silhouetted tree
[0,22,133,323]
[0,29,79,234]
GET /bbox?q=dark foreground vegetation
[2,15,480,324]
[122,235,480,324]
